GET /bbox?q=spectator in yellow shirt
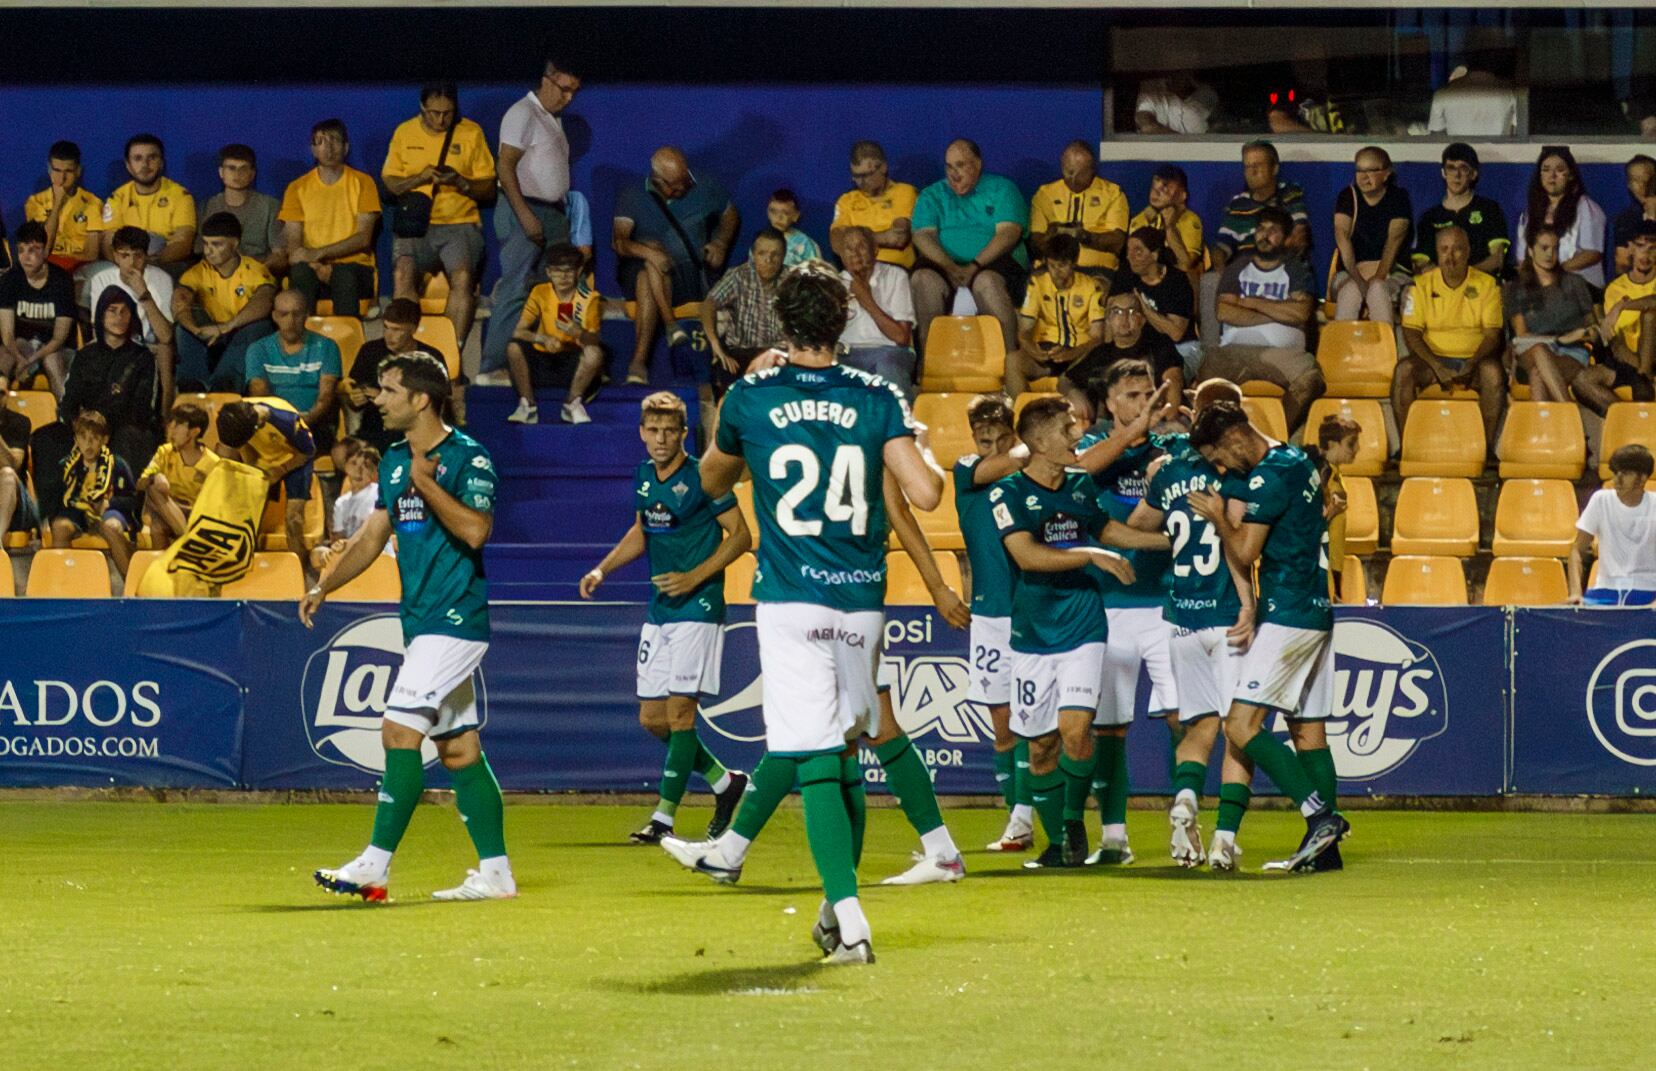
[1007,233,1105,395]
[172,213,278,391]
[24,141,102,278]
[1600,221,1656,401]
[829,141,918,269]
[138,401,221,549]
[1127,165,1205,284]
[94,134,196,273]
[280,119,382,318]
[1029,141,1129,282]
[1395,225,1506,450]
[506,244,603,427]
[383,82,498,356]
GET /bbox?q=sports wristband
[587,567,604,583]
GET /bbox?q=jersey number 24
[770,444,869,536]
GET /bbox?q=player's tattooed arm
[656,509,752,599]
[582,517,646,598]
[885,471,970,629]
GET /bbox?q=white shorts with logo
[383,634,489,739]
[1093,606,1177,727]
[756,602,883,754]
[1294,621,1337,722]
[967,615,1013,706]
[1170,625,1246,722]
[636,620,725,699]
[1235,622,1331,716]
[1010,643,1105,739]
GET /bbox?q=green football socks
[874,734,945,837]
[730,753,796,842]
[691,738,730,791]
[369,747,425,853]
[1216,782,1252,834]
[840,753,866,867]
[1092,734,1129,825]
[1241,731,1321,812]
[993,747,1017,810]
[1059,753,1093,822]
[1014,739,1034,809]
[1297,745,1339,810]
[799,753,858,904]
[1172,760,1207,799]
[449,753,507,860]
[1028,768,1066,845]
[655,729,699,818]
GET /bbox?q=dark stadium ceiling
[0,0,1647,7]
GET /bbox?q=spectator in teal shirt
[911,139,1029,364]
[244,289,342,451]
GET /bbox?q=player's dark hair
[312,118,349,142]
[110,226,149,254]
[753,226,787,250]
[216,401,259,449]
[1044,232,1081,265]
[201,212,243,241]
[169,402,210,435]
[48,140,81,164]
[1609,444,1655,480]
[14,220,47,247]
[1015,395,1073,443]
[1189,401,1251,450]
[541,242,586,273]
[769,188,799,209]
[125,133,164,160]
[1193,378,1244,412]
[73,410,110,438]
[382,297,422,326]
[772,262,848,351]
[640,390,688,429]
[218,143,256,167]
[420,81,459,106]
[1128,225,1171,268]
[967,392,1014,433]
[381,351,452,410]
[1254,206,1295,237]
[1103,359,1154,396]
[1152,164,1188,190]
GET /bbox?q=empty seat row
[1380,554,1569,607]
[13,550,399,600]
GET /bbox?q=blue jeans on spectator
[482,200,571,375]
[841,344,917,401]
[176,319,276,392]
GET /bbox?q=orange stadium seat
[1599,402,1656,478]
[1482,557,1568,606]
[912,393,976,468]
[1338,554,1368,605]
[1381,555,1467,606]
[414,316,462,381]
[889,475,963,552]
[1316,321,1397,398]
[419,272,451,316]
[1303,398,1386,477]
[305,316,366,370]
[1491,479,1578,558]
[920,316,1005,392]
[1239,380,1284,399]
[1341,475,1378,556]
[1399,400,1484,478]
[1390,477,1479,557]
[1496,402,1584,479]
[1240,396,1287,441]
[331,554,402,602]
[26,549,112,598]
[123,550,163,596]
[222,552,304,600]
[259,476,326,552]
[724,551,756,605]
[886,549,963,606]
[7,390,57,434]
[0,562,12,596]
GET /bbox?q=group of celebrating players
[297,261,1351,966]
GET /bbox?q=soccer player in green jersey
[305,351,517,902]
[1187,401,1348,871]
[666,263,944,964]
[579,391,752,845]
[993,396,1167,869]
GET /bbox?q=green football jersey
[715,363,912,611]
[1147,438,1242,630]
[378,428,496,643]
[1088,438,1171,610]
[993,469,1109,655]
[1233,443,1332,631]
[635,454,734,625]
[954,455,1013,617]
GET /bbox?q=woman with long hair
[1516,145,1607,290]
[1123,225,1199,370]
[1332,146,1413,322]
[1505,224,1611,411]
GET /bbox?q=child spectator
[1006,232,1105,396]
[1570,445,1656,606]
[312,439,389,573]
[1308,413,1362,602]
[505,244,603,426]
[52,410,139,577]
[767,189,821,267]
[138,402,220,550]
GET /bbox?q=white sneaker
[1207,838,1243,872]
[660,836,743,884]
[561,398,591,425]
[1084,839,1135,866]
[880,852,966,885]
[473,370,512,387]
[432,868,517,901]
[507,400,539,424]
[985,814,1034,852]
[1170,797,1204,868]
[314,856,388,902]
[823,939,876,966]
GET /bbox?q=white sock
[1175,788,1198,809]
[919,825,958,860]
[1011,803,1034,825]
[715,831,750,866]
[649,810,675,827]
[358,846,392,874]
[1102,822,1128,843]
[479,855,516,892]
[833,896,871,946]
[818,899,837,931]
[1212,829,1236,849]
[1299,792,1325,818]
[710,770,732,794]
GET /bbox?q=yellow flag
[136,458,269,597]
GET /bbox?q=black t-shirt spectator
[62,339,159,434]
[1415,196,1510,272]
[0,264,76,342]
[1612,203,1654,258]
[1063,331,1181,396]
[348,339,399,453]
[0,406,31,473]
[1336,184,1414,266]
[1132,268,1195,343]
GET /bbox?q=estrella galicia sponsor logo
[301,615,487,774]
[1316,619,1448,779]
[1585,639,1656,766]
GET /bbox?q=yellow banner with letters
[136,459,269,597]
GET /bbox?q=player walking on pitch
[305,351,516,902]
[579,391,752,845]
[672,262,945,964]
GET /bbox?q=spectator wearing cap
[1028,141,1129,284]
[1612,155,1656,277]
[829,141,918,269]
[1515,146,1606,292]
[92,133,196,274]
[196,144,286,273]
[279,119,382,319]
[1127,166,1204,283]
[1201,140,1310,347]
[911,138,1029,360]
[173,212,278,391]
[22,141,102,279]
[1414,143,1510,278]
[837,225,917,398]
[1332,146,1413,323]
[1599,221,1656,403]
[1395,226,1505,452]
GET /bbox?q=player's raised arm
[884,469,969,628]
[1076,379,1172,475]
[300,509,392,627]
[581,516,646,599]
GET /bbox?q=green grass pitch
[5,801,1652,1069]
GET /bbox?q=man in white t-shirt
[1134,73,1219,135]
[1195,207,1323,429]
[837,225,917,398]
[1428,67,1519,138]
[1571,444,1656,607]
